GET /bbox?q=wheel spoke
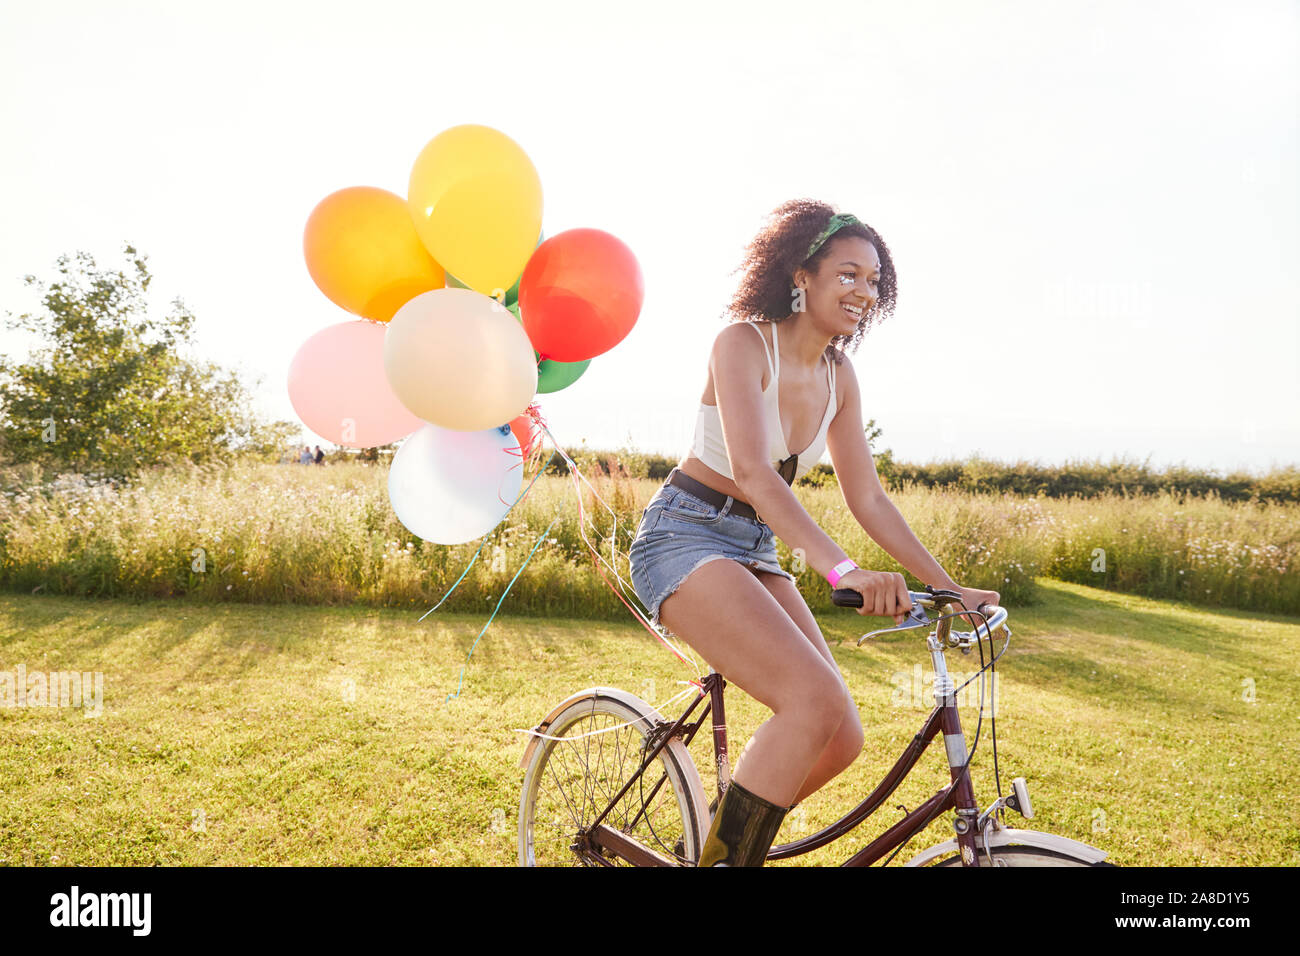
[543,747,584,828]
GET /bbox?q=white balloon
[388,422,523,544]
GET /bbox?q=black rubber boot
[696,779,789,867]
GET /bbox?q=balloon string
[444,511,562,703]
[498,403,550,506]
[497,463,518,508]
[419,445,558,623]
[582,523,702,678]
[555,435,698,672]
[418,538,485,620]
[501,401,549,472]
[418,418,700,688]
[540,426,637,592]
[520,402,549,462]
[539,423,702,677]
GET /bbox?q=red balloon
[518,228,643,362]
[509,410,540,460]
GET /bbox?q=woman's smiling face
[794,235,882,333]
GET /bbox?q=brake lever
[856,601,933,646]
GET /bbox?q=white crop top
[691,321,837,483]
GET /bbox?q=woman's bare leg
[657,557,847,808]
[747,570,865,806]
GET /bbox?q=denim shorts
[628,481,797,631]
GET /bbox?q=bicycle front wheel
[930,846,1115,867]
[518,692,709,866]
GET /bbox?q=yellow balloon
[407,125,543,297]
[384,288,538,431]
[304,186,445,322]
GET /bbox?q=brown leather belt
[665,468,762,522]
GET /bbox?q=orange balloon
[304,186,446,322]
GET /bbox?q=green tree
[0,243,296,480]
[864,416,895,484]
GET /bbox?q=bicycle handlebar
[831,586,988,613]
[831,586,1008,644]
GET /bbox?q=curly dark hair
[722,199,898,362]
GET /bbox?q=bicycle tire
[518,692,709,866]
[928,845,1117,867]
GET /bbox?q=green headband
[804,213,862,262]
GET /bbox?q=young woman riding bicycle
[627,199,999,867]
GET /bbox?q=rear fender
[518,686,663,769]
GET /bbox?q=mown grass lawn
[0,578,1295,866]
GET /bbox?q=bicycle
[517,584,1115,866]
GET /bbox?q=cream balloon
[388,422,523,545]
[384,288,538,431]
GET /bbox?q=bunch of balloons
[289,124,644,544]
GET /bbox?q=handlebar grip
[831,588,863,608]
[831,588,997,617]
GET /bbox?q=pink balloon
[288,320,424,448]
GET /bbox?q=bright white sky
[2,0,1296,474]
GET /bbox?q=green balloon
[535,350,591,394]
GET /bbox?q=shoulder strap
[746,321,776,381]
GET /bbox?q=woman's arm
[824,356,958,590]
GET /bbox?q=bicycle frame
[577,601,993,867]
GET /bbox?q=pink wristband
[827,559,859,587]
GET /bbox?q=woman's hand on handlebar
[838,569,912,625]
[950,584,1001,628]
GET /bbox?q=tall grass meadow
[2,457,1296,617]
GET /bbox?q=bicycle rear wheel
[518,692,709,866]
